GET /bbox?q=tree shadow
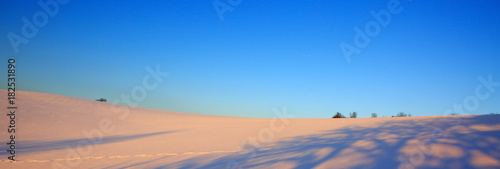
[150,115,500,169]
[1,130,179,155]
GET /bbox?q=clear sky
[1,0,499,118]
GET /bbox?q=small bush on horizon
[350,112,357,118]
[395,112,407,117]
[332,112,346,118]
[371,113,377,118]
[96,98,107,102]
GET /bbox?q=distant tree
[350,112,357,118]
[396,112,407,117]
[332,112,346,118]
[371,113,377,118]
[96,98,107,102]
[450,112,458,116]
[408,113,412,117]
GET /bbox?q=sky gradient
[1,0,499,118]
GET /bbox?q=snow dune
[1,90,499,168]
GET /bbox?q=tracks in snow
[0,149,258,164]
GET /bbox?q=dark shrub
[332,112,346,118]
[396,112,407,117]
[350,112,357,118]
[96,98,107,102]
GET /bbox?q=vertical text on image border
[4,0,70,164]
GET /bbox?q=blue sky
[1,0,499,118]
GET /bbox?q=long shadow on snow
[152,115,500,169]
[1,130,178,155]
